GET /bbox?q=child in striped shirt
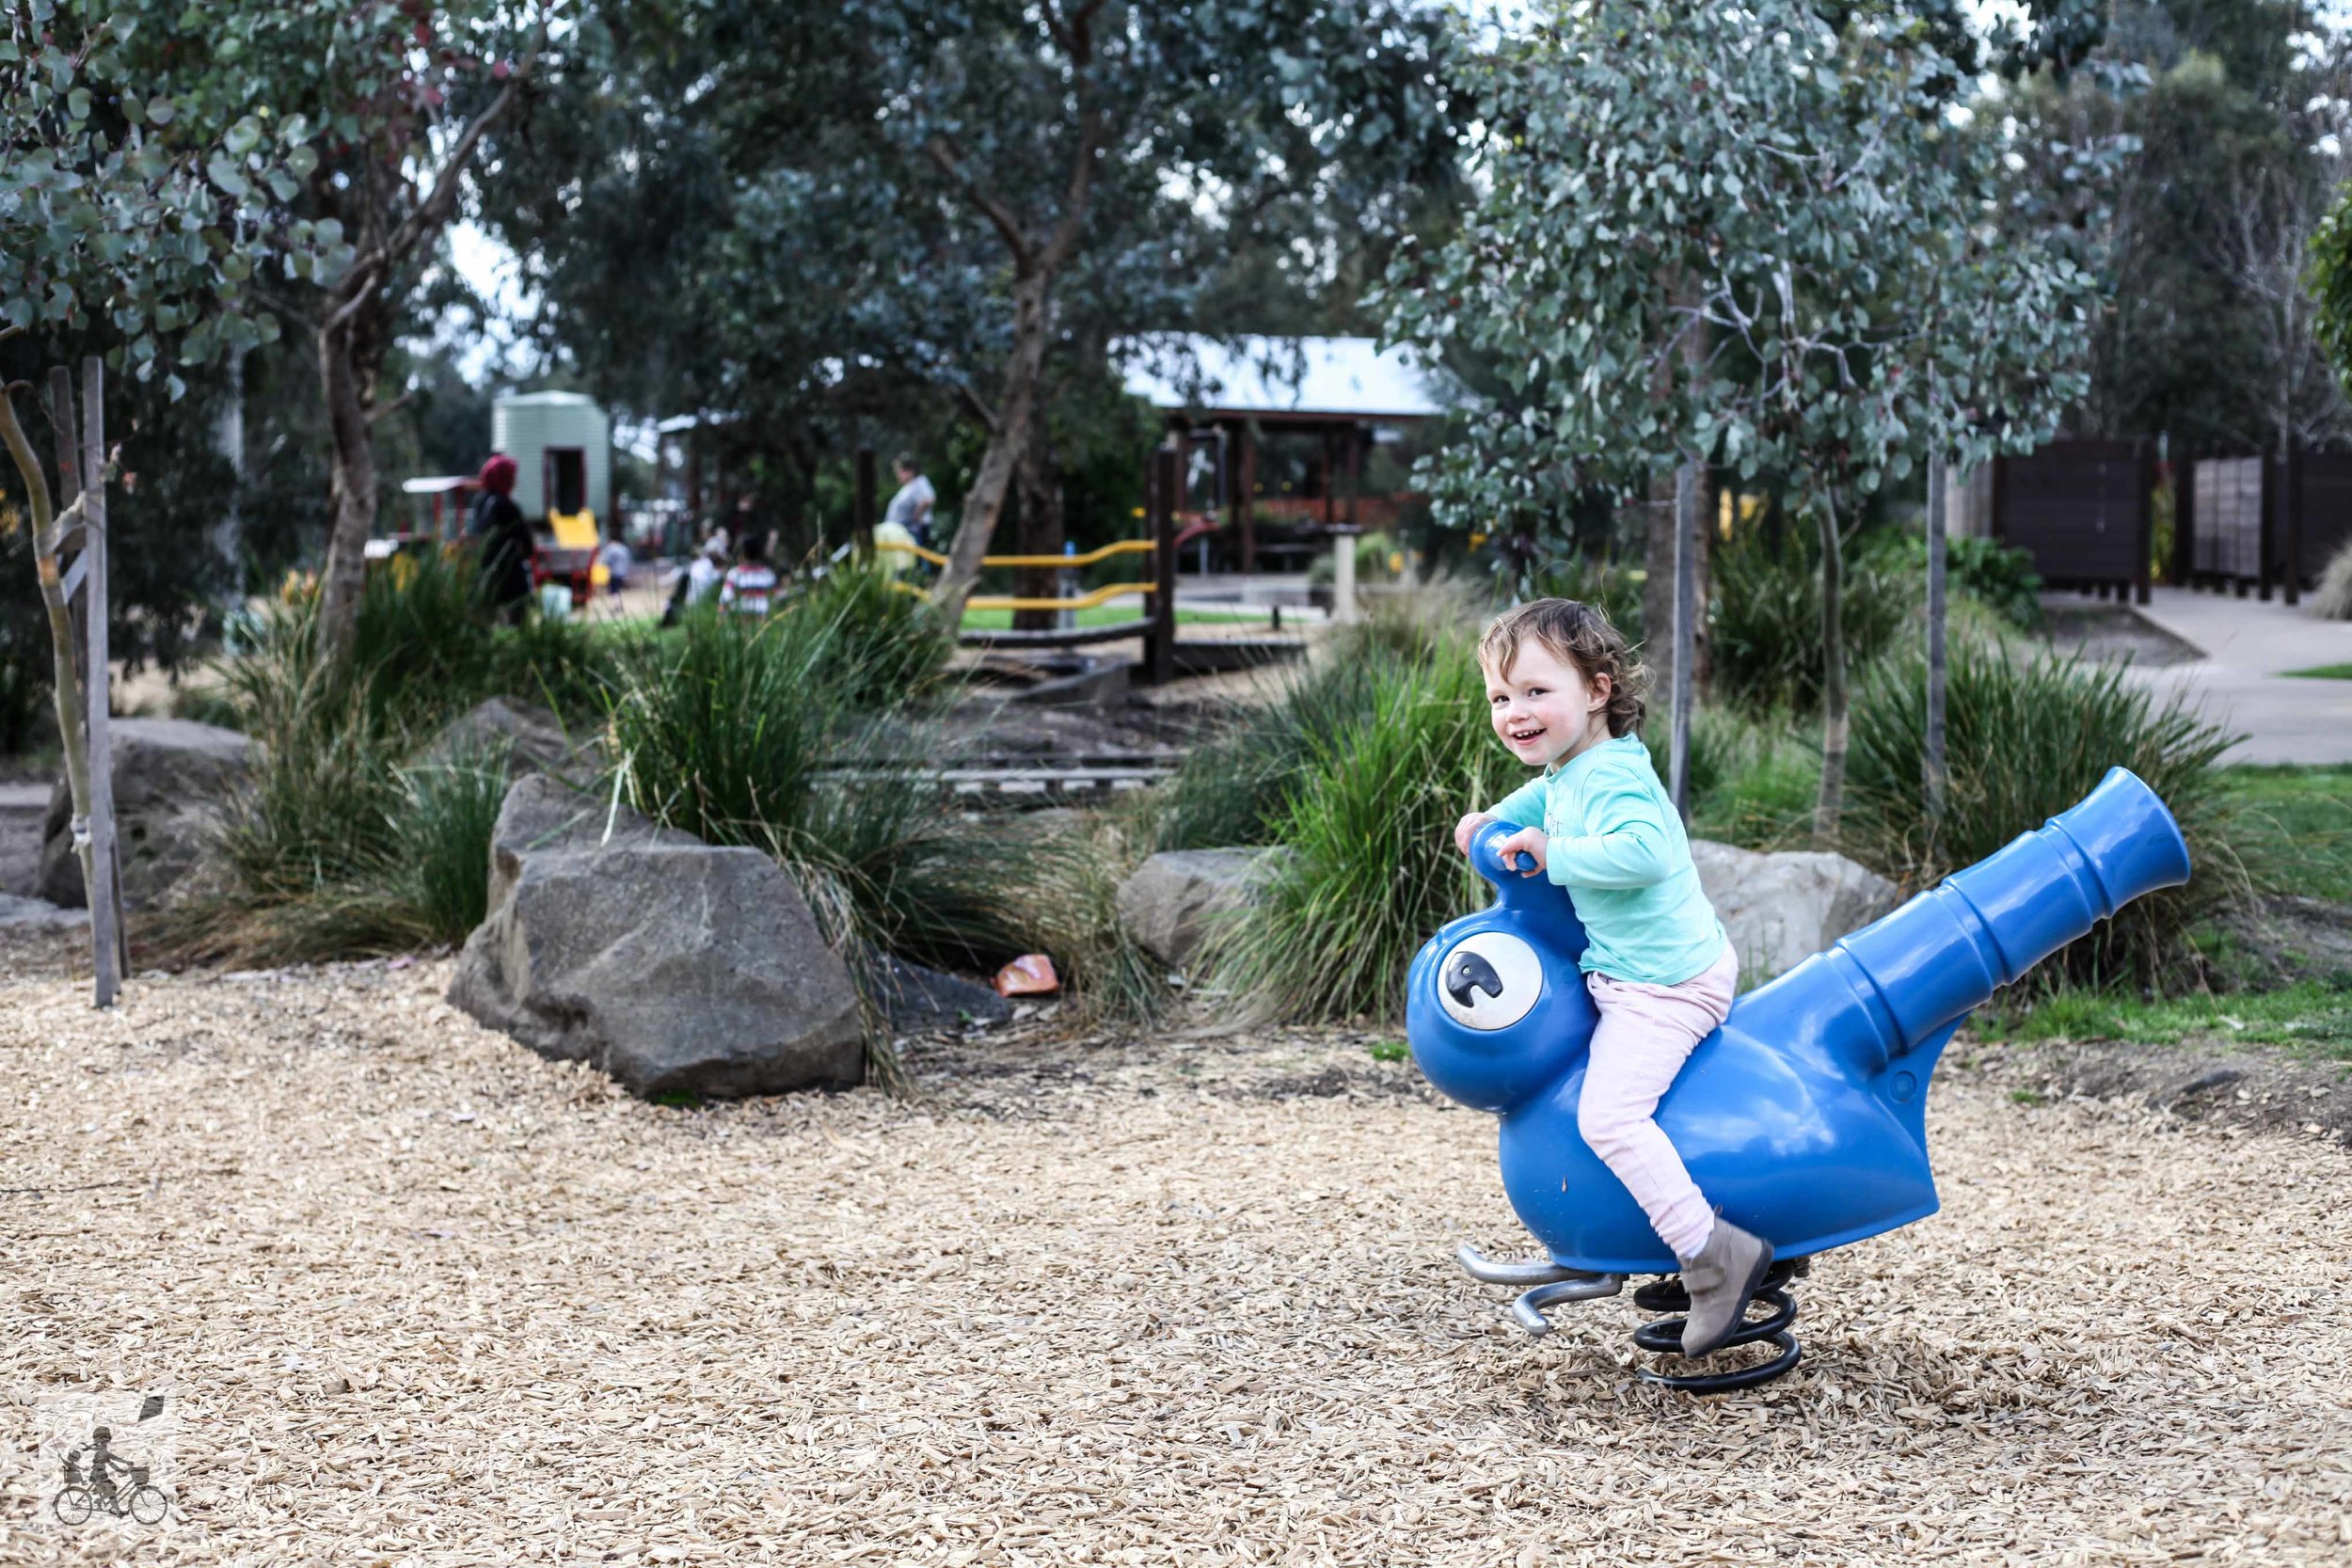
[718,532,779,616]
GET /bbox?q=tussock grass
[1203,641,1522,1024]
[608,607,1157,1028]
[1843,639,2244,990]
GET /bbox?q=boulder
[38,719,251,910]
[417,696,582,780]
[0,893,87,931]
[1115,847,1289,971]
[0,783,49,898]
[450,777,864,1100]
[480,772,700,914]
[865,948,1014,1034]
[1690,839,1901,983]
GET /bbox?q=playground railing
[862,449,1183,681]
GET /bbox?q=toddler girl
[1452,597,1772,1357]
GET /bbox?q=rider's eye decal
[1438,931,1543,1032]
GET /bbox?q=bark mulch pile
[1,944,2347,1565]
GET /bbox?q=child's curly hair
[1477,598,1649,738]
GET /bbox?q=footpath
[2120,587,2352,766]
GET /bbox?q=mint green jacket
[1484,733,1728,986]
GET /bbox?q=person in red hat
[465,452,534,623]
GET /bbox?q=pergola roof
[1119,335,1447,420]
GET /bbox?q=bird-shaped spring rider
[1408,767,2191,1392]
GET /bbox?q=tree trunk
[1925,452,1948,832]
[1642,468,1677,683]
[0,379,94,944]
[1813,488,1849,846]
[933,271,1052,626]
[1667,459,1699,817]
[1012,413,1065,632]
[316,297,390,661]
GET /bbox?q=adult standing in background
[885,453,937,551]
[466,452,535,624]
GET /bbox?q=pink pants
[1579,942,1740,1260]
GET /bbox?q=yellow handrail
[871,537,1155,569]
[887,578,1155,613]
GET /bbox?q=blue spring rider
[1407,767,2191,1391]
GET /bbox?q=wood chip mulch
[1,946,2347,1565]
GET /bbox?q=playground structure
[1120,335,1439,574]
[864,447,1186,681]
[1409,767,2192,1392]
[387,391,616,608]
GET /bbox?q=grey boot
[1676,1219,1774,1358]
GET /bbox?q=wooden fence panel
[1994,439,2150,600]
[2301,451,2352,584]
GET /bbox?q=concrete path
[2118,587,2352,765]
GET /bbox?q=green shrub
[607,608,1073,1018]
[793,560,955,710]
[1206,644,1523,1022]
[1843,640,2243,990]
[608,609,843,847]
[396,745,515,944]
[1709,526,1918,712]
[215,641,405,903]
[1000,810,1169,1026]
[1645,705,1820,849]
[1867,532,2043,630]
[1152,642,1403,851]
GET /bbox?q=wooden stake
[1926,451,1948,832]
[83,356,122,1004]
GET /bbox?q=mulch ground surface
[2,939,2347,1565]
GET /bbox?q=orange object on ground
[993,954,1060,996]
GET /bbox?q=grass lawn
[2215,763,2352,903]
[1979,977,2352,1059]
[2281,662,2352,679]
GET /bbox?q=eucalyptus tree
[485,0,1460,623]
[1381,0,2097,838]
[3,0,357,991]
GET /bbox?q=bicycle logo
[51,1419,172,1528]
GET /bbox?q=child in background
[1452,598,1770,1358]
[718,531,779,617]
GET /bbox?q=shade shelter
[1120,336,1444,572]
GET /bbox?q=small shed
[1120,336,1446,571]
[492,391,612,528]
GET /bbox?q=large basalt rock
[478,772,701,914]
[0,893,87,931]
[417,696,582,780]
[38,719,250,910]
[864,947,1014,1034]
[1690,839,1901,983]
[450,776,865,1099]
[0,784,49,898]
[1114,847,1289,971]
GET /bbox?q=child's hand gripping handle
[1470,819,1539,881]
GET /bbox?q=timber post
[1144,446,1178,686]
[853,447,876,562]
[2285,436,2305,607]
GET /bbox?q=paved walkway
[2120,587,2352,765]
